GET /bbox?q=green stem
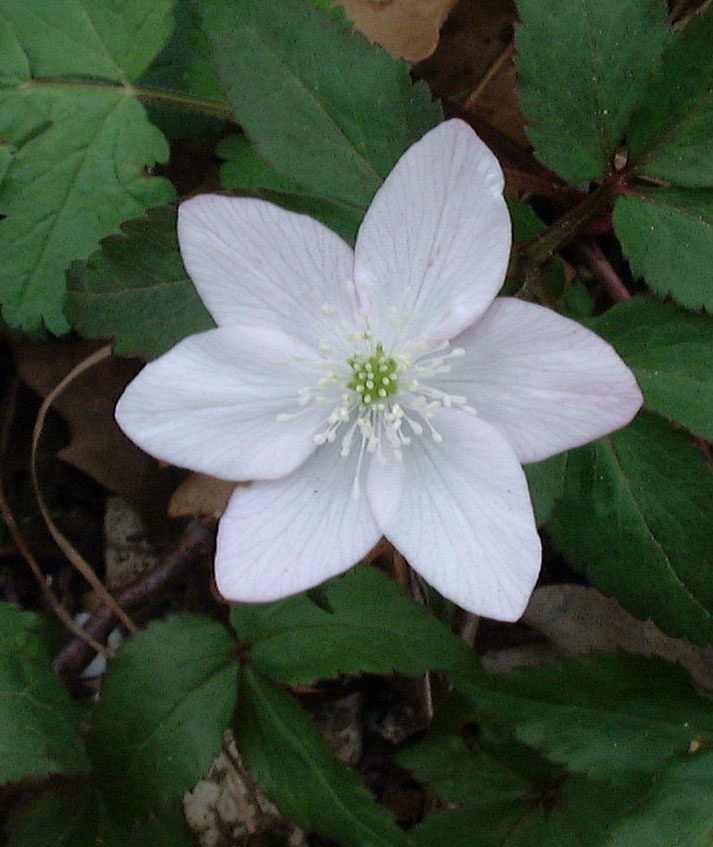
[514,181,618,302]
[24,78,234,120]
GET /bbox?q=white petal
[438,298,644,463]
[178,195,359,352]
[215,440,381,602]
[353,119,511,349]
[367,410,540,621]
[116,325,328,481]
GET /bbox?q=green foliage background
[3,0,713,844]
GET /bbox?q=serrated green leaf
[218,134,309,193]
[66,206,214,360]
[626,10,713,187]
[253,188,364,245]
[5,783,123,847]
[5,783,194,847]
[397,693,534,806]
[515,0,669,184]
[230,565,476,685]
[219,134,364,244]
[458,653,713,786]
[139,0,226,141]
[0,0,175,333]
[606,749,713,847]
[0,0,174,80]
[0,602,89,785]
[412,778,637,847]
[546,412,713,644]
[593,297,713,440]
[401,692,641,847]
[613,188,713,311]
[0,139,13,188]
[88,614,237,824]
[196,0,440,208]
[235,666,408,847]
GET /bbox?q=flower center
[347,344,399,405]
[276,303,476,497]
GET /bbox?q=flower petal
[178,195,358,351]
[437,298,644,463]
[215,440,381,602]
[353,119,511,349]
[116,325,328,481]
[367,410,540,621]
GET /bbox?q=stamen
[276,325,477,493]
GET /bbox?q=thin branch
[54,518,215,684]
[575,239,632,302]
[463,43,515,110]
[0,377,107,655]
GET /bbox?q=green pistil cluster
[348,343,399,406]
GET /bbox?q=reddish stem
[575,239,632,302]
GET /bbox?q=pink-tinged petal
[116,325,328,482]
[367,410,540,621]
[178,195,359,352]
[215,440,381,602]
[353,119,511,349]
[438,298,644,463]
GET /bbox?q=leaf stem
[523,182,617,266]
[514,181,619,301]
[24,78,234,120]
[132,84,233,119]
[575,239,631,302]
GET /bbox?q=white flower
[116,119,642,621]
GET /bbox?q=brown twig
[0,375,107,654]
[574,239,632,302]
[31,343,137,632]
[54,517,215,684]
[463,43,515,110]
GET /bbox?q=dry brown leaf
[337,0,458,61]
[13,339,175,529]
[416,0,528,148]
[169,472,238,519]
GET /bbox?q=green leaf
[139,0,226,141]
[458,652,713,786]
[626,10,713,187]
[5,784,123,847]
[547,412,713,644]
[0,602,89,785]
[88,614,238,823]
[0,0,174,80]
[6,784,194,847]
[398,693,535,806]
[401,693,641,847]
[219,135,365,243]
[412,778,637,847]
[253,188,364,246]
[613,188,713,312]
[0,0,175,333]
[515,0,669,184]
[524,452,567,526]
[66,206,215,360]
[606,749,713,847]
[230,565,476,685]
[235,666,408,847]
[593,297,713,440]
[196,0,441,208]
[218,134,309,193]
